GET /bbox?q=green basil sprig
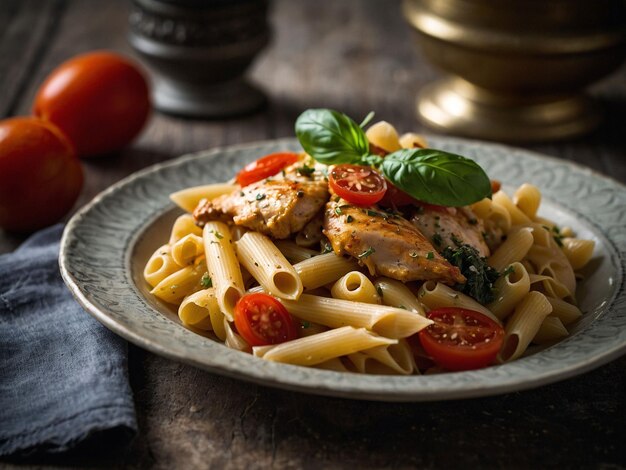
[295,108,492,207]
[381,149,491,206]
[295,109,369,164]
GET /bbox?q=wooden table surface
[1,0,625,468]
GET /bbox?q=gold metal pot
[403,0,626,142]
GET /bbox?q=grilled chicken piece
[410,207,490,257]
[194,179,329,239]
[323,199,465,285]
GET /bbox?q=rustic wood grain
[0,0,625,468]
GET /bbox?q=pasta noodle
[417,281,500,324]
[533,316,569,344]
[203,222,244,321]
[330,271,380,304]
[253,326,396,366]
[561,237,595,270]
[347,339,416,375]
[169,214,203,244]
[274,240,318,263]
[170,183,237,213]
[488,226,534,272]
[487,262,530,320]
[143,245,183,287]
[499,292,552,362]
[293,253,360,290]
[170,234,204,266]
[178,288,227,341]
[150,258,207,304]
[235,232,303,300]
[374,277,426,316]
[514,183,541,219]
[280,294,433,339]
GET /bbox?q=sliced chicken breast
[194,179,329,239]
[410,206,490,257]
[323,199,466,285]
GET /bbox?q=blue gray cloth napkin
[0,225,137,456]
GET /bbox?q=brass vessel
[403,0,626,142]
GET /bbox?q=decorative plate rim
[59,136,626,401]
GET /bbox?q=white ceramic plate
[59,137,626,401]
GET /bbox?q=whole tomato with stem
[0,117,83,233]
[33,51,150,157]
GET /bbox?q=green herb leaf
[380,148,492,207]
[256,193,266,201]
[441,244,499,304]
[358,246,376,259]
[297,164,315,177]
[200,273,213,288]
[359,111,375,128]
[295,109,369,164]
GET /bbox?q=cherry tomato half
[234,293,299,346]
[418,307,504,371]
[0,117,83,232]
[236,152,299,187]
[33,51,150,157]
[328,164,387,206]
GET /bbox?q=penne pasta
[533,316,569,344]
[235,232,303,300]
[170,234,204,266]
[562,237,595,270]
[253,326,396,366]
[143,244,183,287]
[545,296,582,326]
[178,288,226,341]
[399,132,427,149]
[170,183,237,213]
[280,294,432,339]
[150,258,207,304]
[488,226,534,272]
[374,277,426,316]
[499,291,552,362]
[274,240,319,264]
[493,190,532,225]
[315,357,352,372]
[169,214,203,244]
[347,339,416,375]
[487,262,530,320]
[224,318,250,352]
[417,281,500,324]
[203,222,244,321]
[331,271,380,304]
[513,183,541,219]
[293,252,360,290]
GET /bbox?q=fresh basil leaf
[381,148,491,206]
[359,111,375,128]
[295,109,369,164]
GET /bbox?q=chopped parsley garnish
[321,241,333,254]
[200,273,212,288]
[297,164,315,177]
[335,207,342,216]
[302,321,311,329]
[256,193,266,201]
[552,225,564,247]
[346,215,354,223]
[296,190,305,198]
[450,234,464,247]
[442,244,500,304]
[239,191,245,197]
[211,230,223,239]
[358,246,376,259]
[502,265,515,277]
[426,251,434,260]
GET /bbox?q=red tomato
[418,307,504,371]
[0,117,83,232]
[379,181,447,212]
[234,293,299,346]
[491,179,501,194]
[236,152,300,187]
[328,164,387,205]
[33,51,150,157]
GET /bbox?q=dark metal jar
[129,0,270,118]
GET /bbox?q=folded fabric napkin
[0,225,137,456]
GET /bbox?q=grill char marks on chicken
[323,199,466,285]
[410,206,490,257]
[193,179,329,239]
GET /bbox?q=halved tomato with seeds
[418,307,504,371]
[329,164,387,205]
[234,293,299,346]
